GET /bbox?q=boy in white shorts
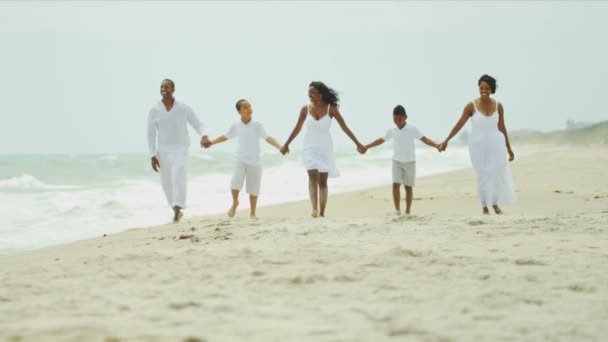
[207,99,282,218]
[365,105,440,215]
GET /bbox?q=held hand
[280,145,290,155]
[151,156,160,172]
[508,149,515,161]
[438,141,448,152]
[200,136,211,149]
[357,144,367,154]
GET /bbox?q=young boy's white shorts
[231,162,262,196]
[392,160,416,186]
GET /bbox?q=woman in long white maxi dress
[281,81,366,218]
[438,74,516,214]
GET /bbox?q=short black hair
[162,79,175,89]
[478,74,497,94]
[235,99,248,111]
[393,105,407,117]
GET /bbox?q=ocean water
[1,145,487,253]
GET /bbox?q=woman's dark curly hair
[478,74,497,94]
[309,81,340,107]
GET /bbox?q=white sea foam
[0,145,485,253]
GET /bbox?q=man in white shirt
[206,99,282,219]
[364,105,440,215]
[147,79,210,222]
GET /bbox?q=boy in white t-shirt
[365,105,440,215]
[207,99,282,219]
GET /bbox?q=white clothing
[468,100,517,207]
[147,100,206,158]
[392,160,416,186]
[302,104,339,177]
[231,162,262,196]
[384,123,424,163]
[147,99,205,209]
[157,151,187,208]
[224,120,270,166]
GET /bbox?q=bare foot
[394,210,402,216]
[228,202,239,218]
[493,205,503,214]
[482,207,490,215]
[311,210,319,218]
[405,210,411,215]
[173,211,183,223]
[250,214,258,220]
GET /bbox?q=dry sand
[1,146,607,341]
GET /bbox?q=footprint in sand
[386,326,436,338]
[514,258,546,266]
[290,274,327,284]
[522,298,543,306]
[467,220,485,226]
[567,284,596,293]
[183,337,207,342]
[169,301,201,310]
[390,247,430,258]
[333,275,358,283]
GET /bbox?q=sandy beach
[1,146,607,341]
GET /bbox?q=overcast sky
[1,1,606,154]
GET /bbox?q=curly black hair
[478,74,497,94]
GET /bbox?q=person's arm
[185,105,210,148]
[497,102,515,161]
[281,106,308,155]
[147,109,160,172]
[438,102,474,151]
[256,123,282,151]
[330,105,366,153]
[420,136,440,151]
[209,136,228,146]
[365,138,385,150]
[209,124,236,147]
[265,137,283,151]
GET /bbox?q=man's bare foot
[394,210,402,216]
[405,210,411,215]
[311,210,319,218]
[250,214,258,220]
[482,207,490,215]
[228,202,239,218]
[173,211,183,223]
[493,205,503,214]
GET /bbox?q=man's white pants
[157,151,187,208]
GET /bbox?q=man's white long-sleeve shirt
[147,100,206,157]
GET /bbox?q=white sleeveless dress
[302,104,339,177]
[468,100,516,206]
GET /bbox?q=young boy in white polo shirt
[208,99,282,219]
[365,105,440,215]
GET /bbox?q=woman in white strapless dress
[281,81,366,218]
[439,75,516,214]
